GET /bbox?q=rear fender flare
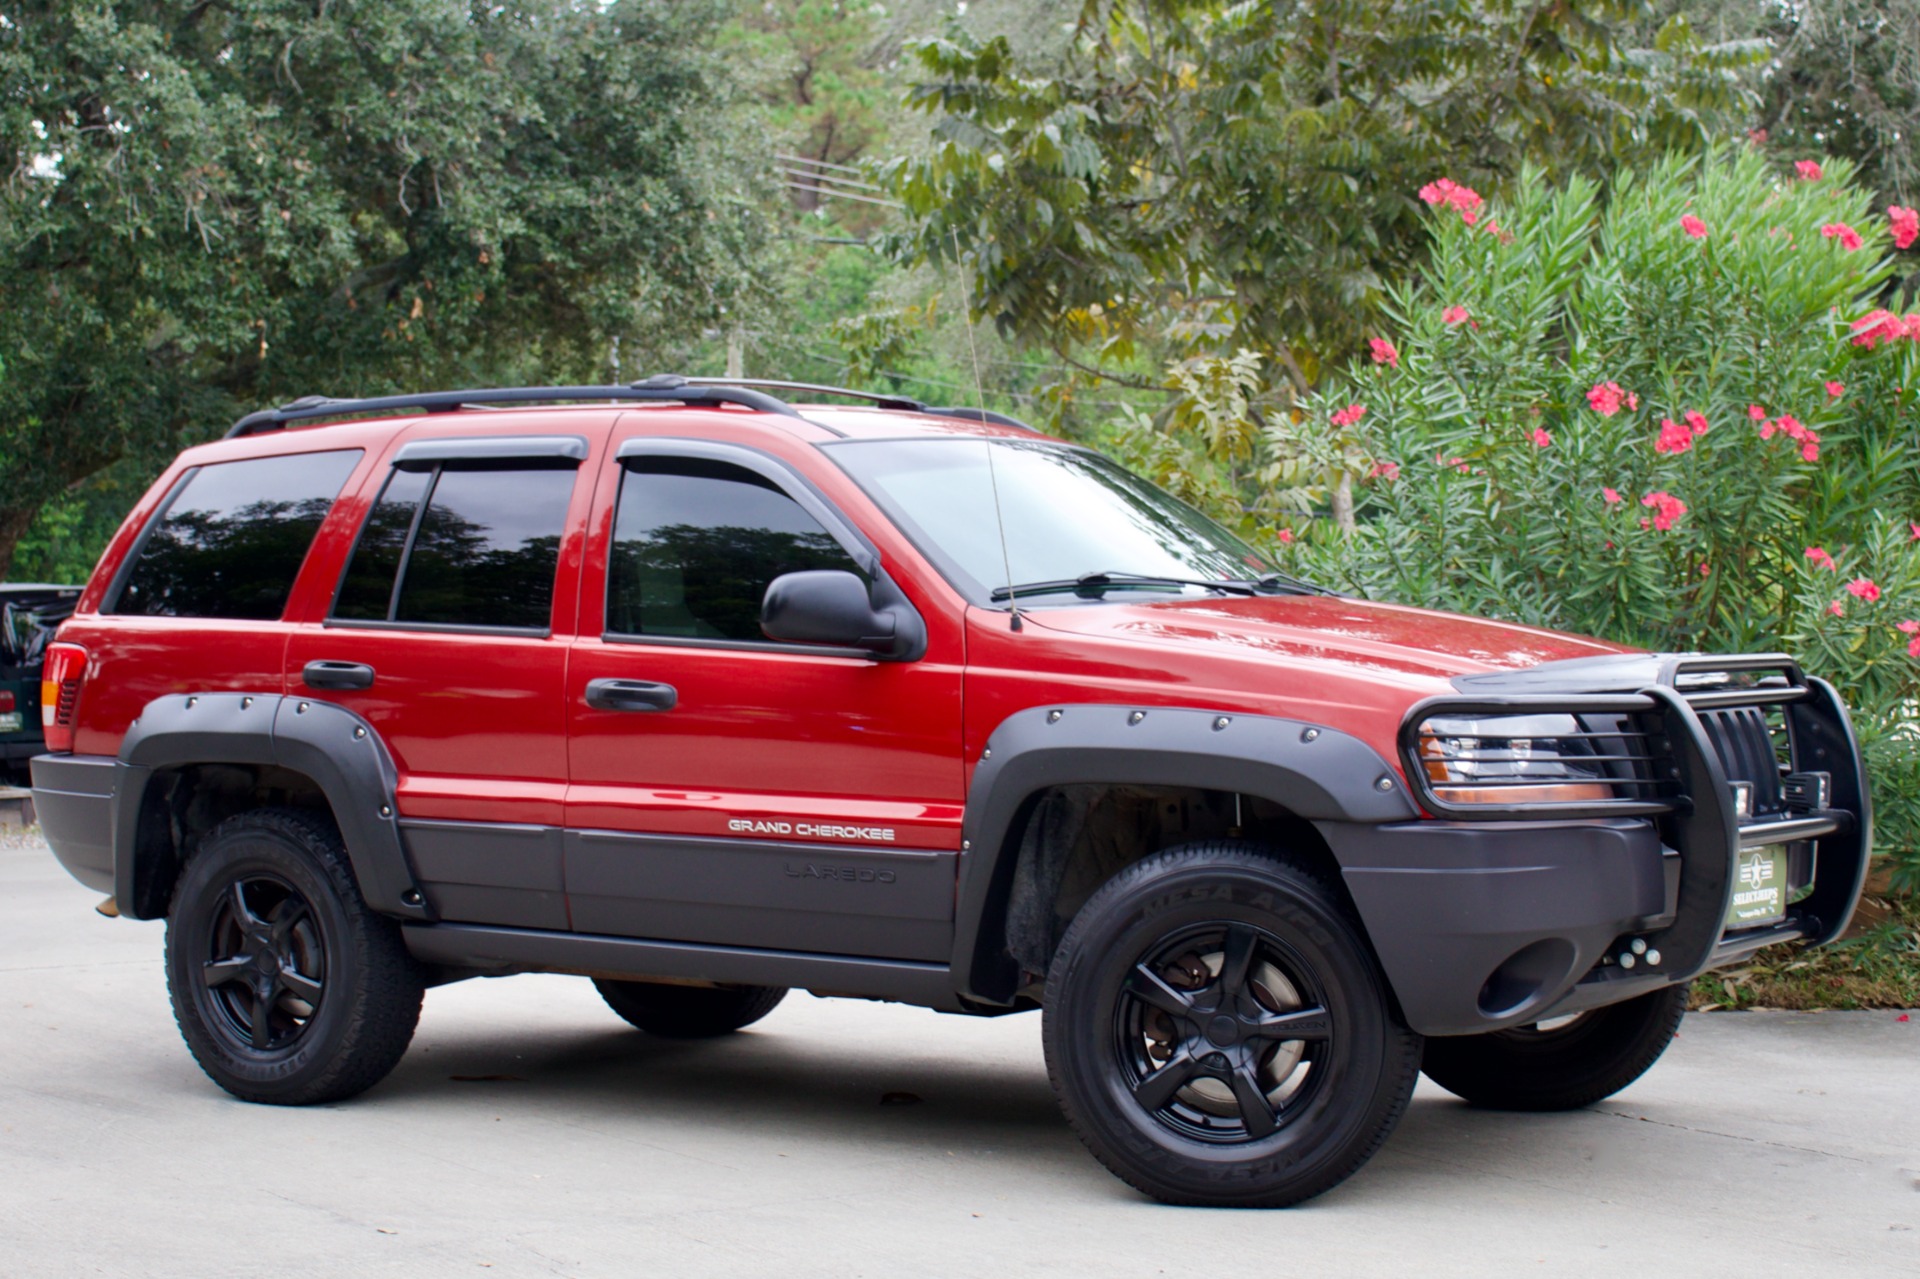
[112,692,431,921]
[952,704,1416,1003]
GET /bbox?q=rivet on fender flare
[982,748,992,760]
[296,702,310,714]
[1128,711,1145,725]
[1047,709,1062,723]
[1301,727,1319,742]
[1374,776,1395,792]
[1213,716,1230,731]
[353,727,366,740]
[379,804,393,818]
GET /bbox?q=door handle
[585,677,677,713]
[302,660,377,691]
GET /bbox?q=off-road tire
[1042,841,1422,1208]
[165,808,423,1105]
[593,979,787,1038]
[1420,984,1688,1111]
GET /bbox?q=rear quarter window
[111,450,362,620]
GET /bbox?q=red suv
[32,376,1869,1206]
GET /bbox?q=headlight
[1415,713,1616,804]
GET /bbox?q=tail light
[40,642,88,753]
[0,690,13,713]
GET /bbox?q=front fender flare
[951,704,1416,1003]
[112,692,431,921]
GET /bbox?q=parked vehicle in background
[28,377,1870,1207]
[0,584,80,786]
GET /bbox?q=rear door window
[333,462,578,632]
[112,451,362,620]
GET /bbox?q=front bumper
[1323,665,1870,1037]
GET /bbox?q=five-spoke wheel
[166,809,422,1105]
[1043,842,1421,1207]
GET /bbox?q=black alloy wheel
[167,808,423,1105]
[1114,921,1333,1143]
[1044,842,1422,1208]
[198,874,328,1053]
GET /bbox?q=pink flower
[1760,420,1777,439]
[1850,309,1909,349]
[1641,491,1687,531]
[1700,562,1712,577]
[1626,391,1639,410]
[1805,546,1837,571]
[1748,128,1768,145]
[1821,222,1864,251]
[1418,178,1484,224]
[1825,381,1845,399]
[1891,206,1920,251]
[1828,600,1846,617]
[1683,409,1710,436]
[1330,403,1367,427]
[1277,528,1295,544]
[1654,417,1695,454]
[1748,404,1767,421]
[1680,214,1709,239]
[1910,522,1920,541]
[1369,338,1400,368]
[1531,427,1553,448]
[1368,459,1400,482]
[1847,577,1882,602]
[1910,636,1920,659]
[1796,159,1824,181]
[1602,487,1623,505]
[1442,305,1471,326]
[1587,381,1626,416]
[1802,440,1821,463]
[1897,620,1920,635]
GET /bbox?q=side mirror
[762,570,917,658]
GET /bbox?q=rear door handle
[585,677,677,713]
[302,660,377,691]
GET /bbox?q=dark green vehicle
[0,584,80,786]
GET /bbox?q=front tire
[165,809,423,1105]
[1043,842,1421,1207]
[593,979,787,1038]
[1420,984,1687,1111]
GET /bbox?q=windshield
[828,438,1300,605]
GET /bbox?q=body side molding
[112,692,430,921]
[952,704,1417,1003]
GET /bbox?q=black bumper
[1326,670,1871,1037]
[29,753,118,895]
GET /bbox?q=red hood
[1020,594,1632,687]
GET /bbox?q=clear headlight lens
[1416,713,1615,804]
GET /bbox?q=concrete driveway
[2,834,1915,1278]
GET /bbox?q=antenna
[950,229,1023,633]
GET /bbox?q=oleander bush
[1283,147,1920,889]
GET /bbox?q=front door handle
[585,677,677,713]
[302,660,377,691]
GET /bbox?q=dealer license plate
[1725,845,1788,928]
[0,712,20,734]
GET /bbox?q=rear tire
[1420,985,1687,1111]
[1042,842,1421,1207]
[165,808,423,1105]
[593,979,787,1038]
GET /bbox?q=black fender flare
[950,704,1417,1003]
[111,692,432,921]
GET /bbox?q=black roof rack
[224,372,1042,438]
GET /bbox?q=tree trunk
[1331,472,1355,533]
[726,329,746,379]
[0,504,46,582]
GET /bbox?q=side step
[402,923,962,1010]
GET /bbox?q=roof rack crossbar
[225,376,805,439]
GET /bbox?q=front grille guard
[1398,655,1871,976]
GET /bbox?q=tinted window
[608,459,861,642]
[114,451,362,619]
[332,466,575,631]
[333,469,431,621]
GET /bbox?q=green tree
[881,0,1763,460]
[0,0,769,577]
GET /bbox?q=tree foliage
[882,0,1764,385]
[0,0,767,576]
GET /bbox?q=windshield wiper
[990,572,1261,603]
[1251,571,1330,596]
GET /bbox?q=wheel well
[128,763,339,918]
[996,784,1350,996]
